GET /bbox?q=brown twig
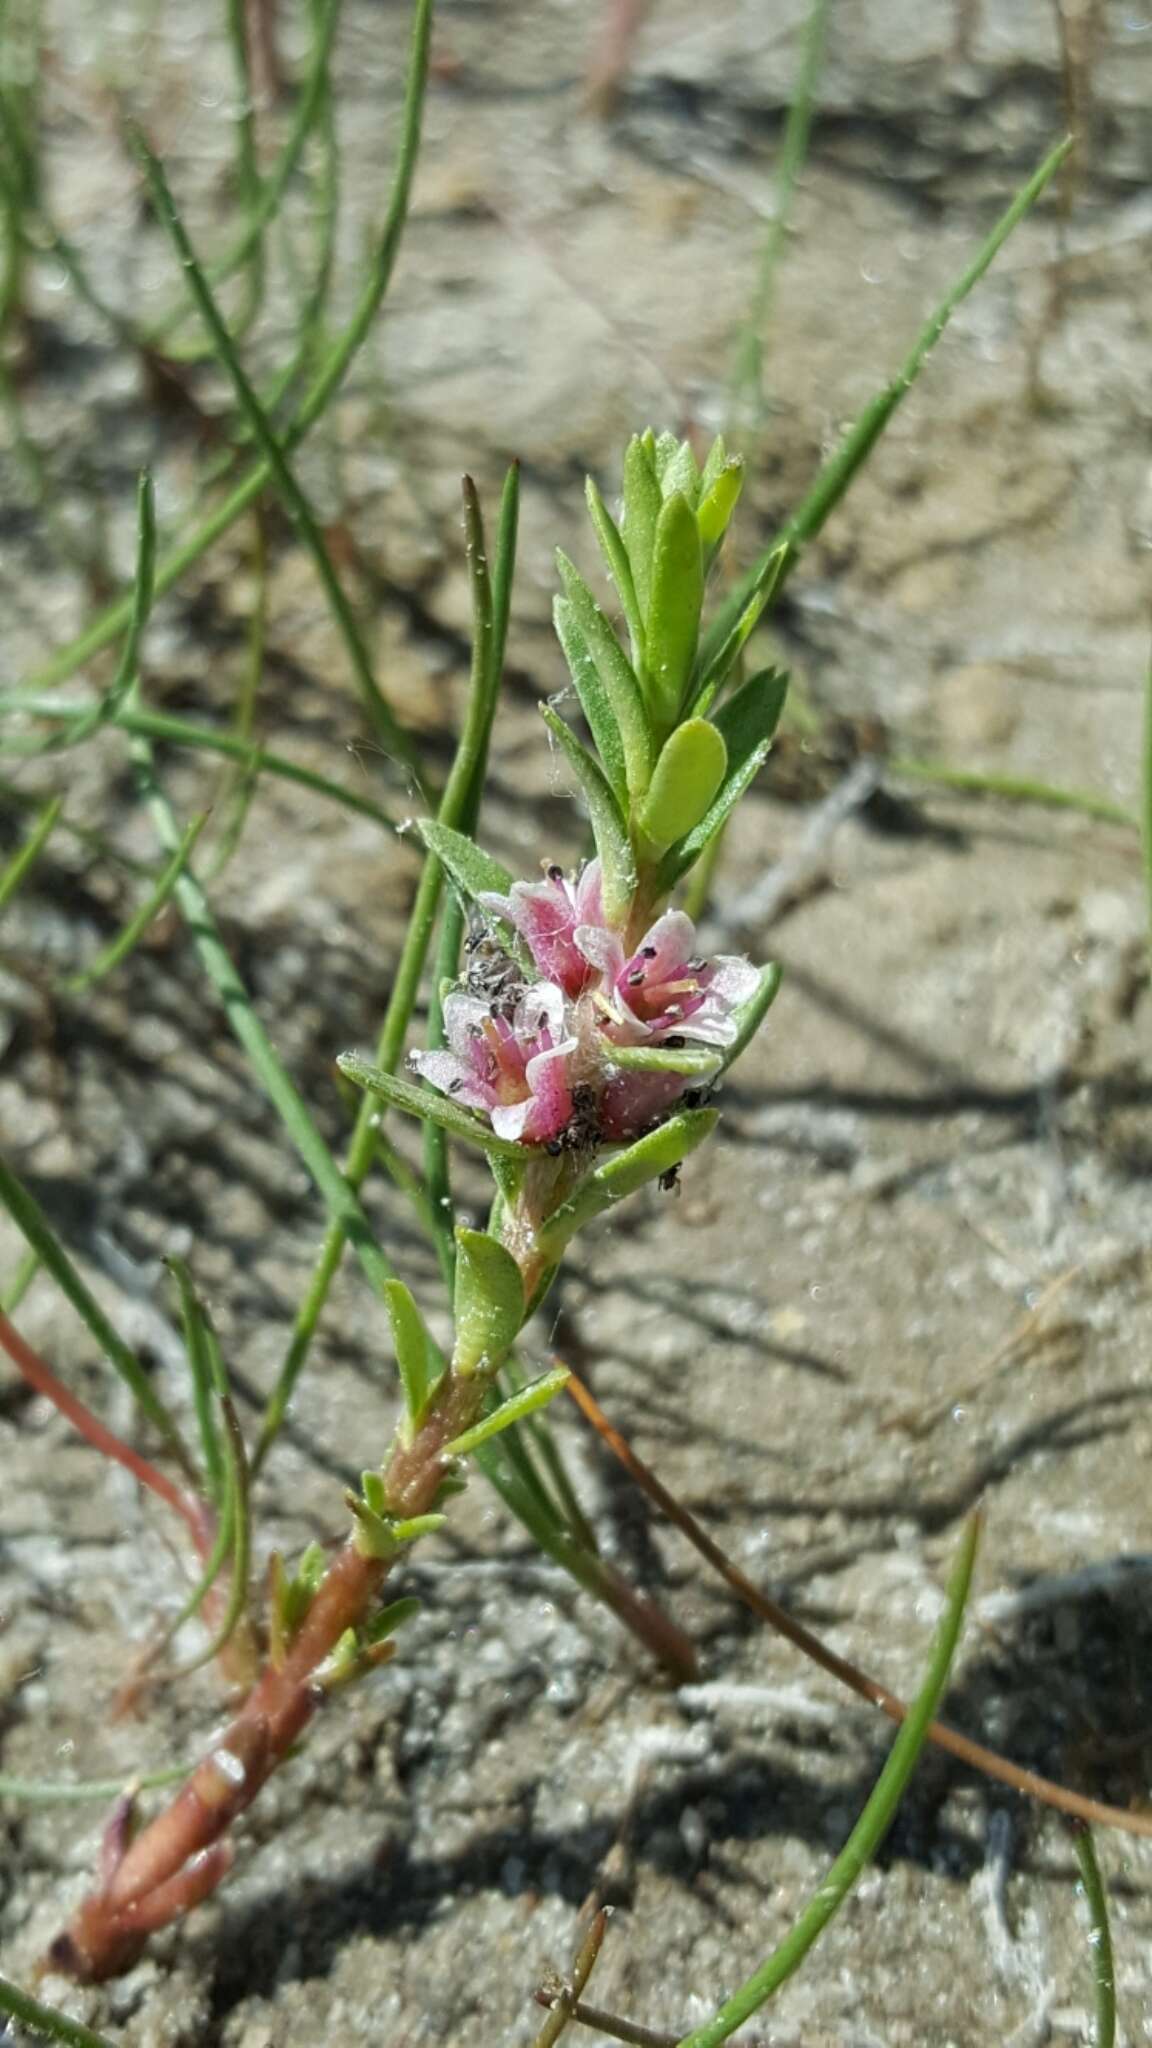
[564,1368,1152,1839]
[532,1908,612,2048]
[533,1989,679,2048]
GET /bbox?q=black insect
[545,1081,602,1158]
[658,1162,682,1195]
[462,910,524,1018]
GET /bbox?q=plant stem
[52,1363,487,1981]
[1072,1826,1117,2048]
[674,1517,978,2046]
[132,128,420,782]
[0,1974,115,2048]
[565,1369,1152,1839]
[23,0,434,696]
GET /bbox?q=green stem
[253,466,519,1466]
[894,754,1136,830]
[0,793,61,914]
[63,812,207,992]
[675,1516,980,2047]
[1073,1827,1116,2048]
[5,695,396,832]
[127,729,402,1312]
[148,0,343,349]
[728,0,831,421]
[702,137,1073,677]
[0,1149,191,1467]
[0,1974,116,2048]
[131,129,420,781]
[23,0,434,696]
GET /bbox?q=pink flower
[408,983,576,1145]
[410,883,760,1153]
[480,860,605,998]
[579,909,760,1049]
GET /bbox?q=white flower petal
[515,980,571,1039]
[490,1098,531,1141]
[408,1049,491,1107]
[442,992,493,1057]
[710,955,761,1008]
[632,909,696,974]
[576,924,624,977]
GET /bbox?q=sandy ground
[4,0,1152,2041]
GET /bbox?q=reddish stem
[0,1311,203,1546]
[51,1372,489,1981]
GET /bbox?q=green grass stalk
[674,1514,980,2047]
[0,1973,116,2048]
[1073,1827,1117,2048]
[23,0,433,696]
[132,131,421,782]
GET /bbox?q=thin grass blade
[674,1514,980,2046]
[0,793,61,914]
[0,1973,117,2048]
[64,813,207,994]
[700,137,1073,678]
[1073,1827,1117,2048]
[131,130,420,783]
[0,1151,189,1464]
[25,0,434,696]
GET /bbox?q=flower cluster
[409,860,757,1150]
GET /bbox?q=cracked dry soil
[4,0,1152,2041]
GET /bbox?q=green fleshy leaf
[275,1539,328,1647]
[337,1055,539,1161]
[443,1365,571,1457]
[585,477,646,670]
[552,596,629,811]
[606,1043,722,1078]
[391,1511,446,1544]
[452,1226,525,1376]
[657,669,789,889]
[539,702,636,923]
[719,961,783,1075]
[690,543,789,711]
[654,432,699,502]
[361,1469,387,1515]
[535,1109,718,1259]
[384,1278,434,1428]
[621,431,662,623]
[556,552,653,800]
[697,457,744,554]
[645,492,704,730]
[364,1595,422,1646]
[638,718,728,849]
[347,1489,446,1559]
[417,819,514,905]
[698,434,730,501]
